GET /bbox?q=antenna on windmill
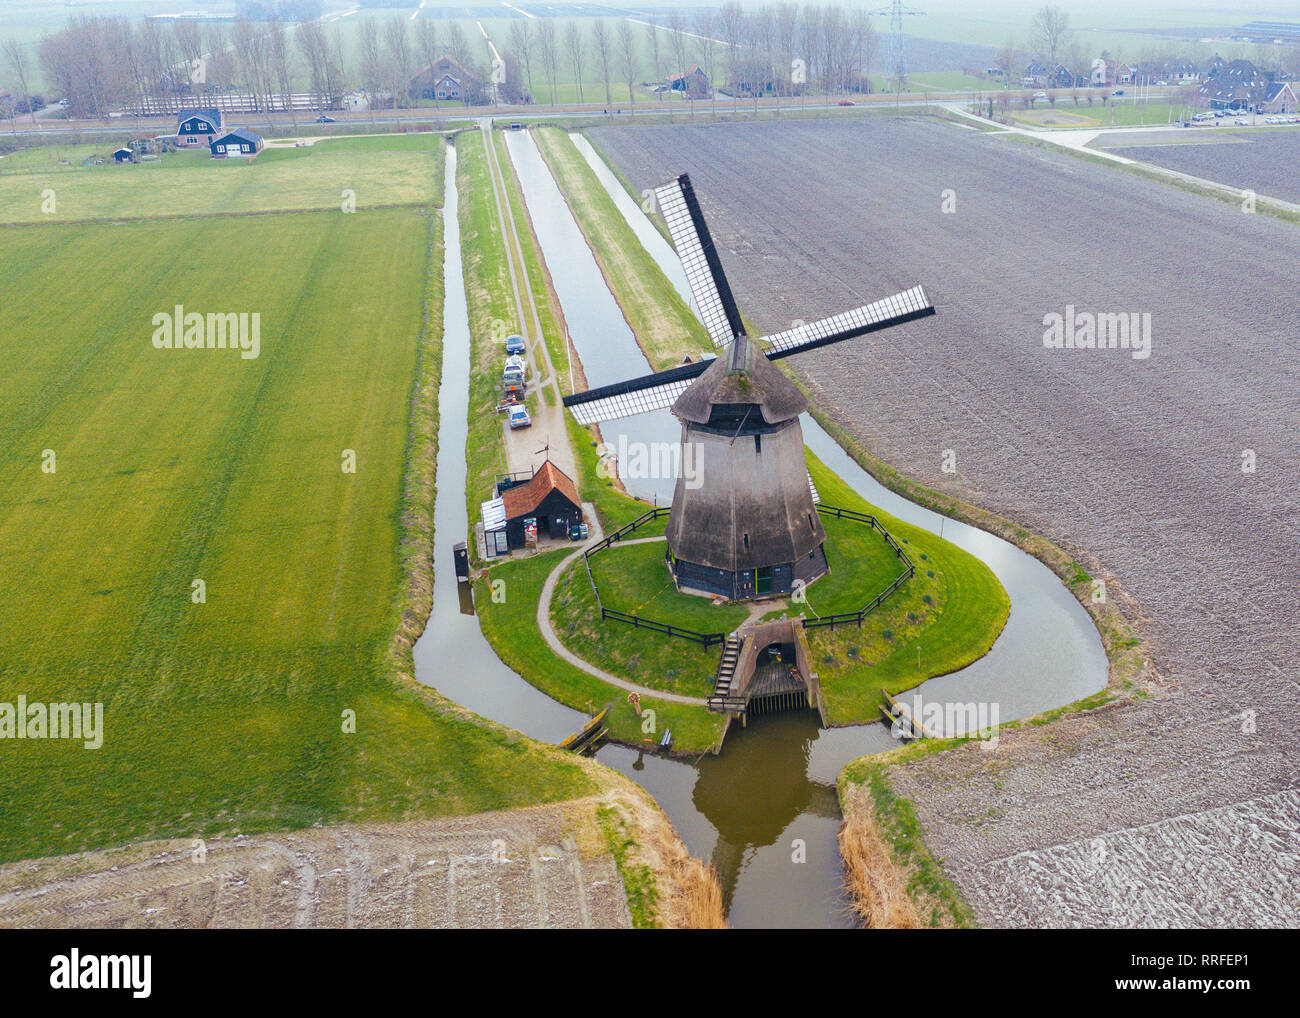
[560,173,935,604]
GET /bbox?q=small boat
[559,708,609,754]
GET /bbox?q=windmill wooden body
[564,174,935,601]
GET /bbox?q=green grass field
[0,150,598,864]
[0,134,444,223]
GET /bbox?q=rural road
[592,115,1300,927]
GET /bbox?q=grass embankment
[456,130,527,543]
[801,453,1009,723]
[457,130,726,754]
[532,125,713,371]
[0,196,599,864]
[0,133,444,223]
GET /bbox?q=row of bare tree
[3,4,880,126]
[507,3,876,108]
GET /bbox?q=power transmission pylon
[869,2,926,93]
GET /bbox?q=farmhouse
[480,461,583,555]
[209,128,263,158]
[112,147,134,163]
[1198,60,1276,109]
[175,108,221,147]
[1263,80,1298,114]
[670,65,711,99]
[412,55,472,101]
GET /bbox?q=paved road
[590,115,1300,927]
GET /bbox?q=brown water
[413,136,1107,929]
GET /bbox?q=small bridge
[707,619,825,725]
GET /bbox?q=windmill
[562,174,934,602]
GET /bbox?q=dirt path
[536,537,711,706]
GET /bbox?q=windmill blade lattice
[655,175,745,350]
[761,286,934,358]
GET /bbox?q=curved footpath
[536,537,710,707]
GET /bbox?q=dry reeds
[838,811,922,929]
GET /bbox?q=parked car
[505,334,525,355]
[315,115,336,123]
[1033,91,1048,100]
[1111,89,1124,96]
[507,405,531,430]
[837,99,855,106]
[1235,118,1248,125]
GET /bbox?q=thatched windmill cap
[671,335,808,425]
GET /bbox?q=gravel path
[590,116,1300,927]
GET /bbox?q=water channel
[412,135,1107,929]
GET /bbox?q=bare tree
[775,2,798,96]
[538,18,558,106]
[1031,5,1070,71]
[995,38,1020,87]
[508,18,534,103]
[616,17,637,108]
[591,18,613,108]
[695,10,718,113]
[386,17,414,119]
[358,17,382,123]
[720,2,744,107]
[268,16,296,127]
[564,22,586,105]
[645,16,663,105]
[666,11,690,116]
[415,18,441,112]
[2,38,34,126]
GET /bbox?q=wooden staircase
[707,634,747,713]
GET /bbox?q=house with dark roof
[412,55,473,102]
[175,109,221,147]
[1263,80,1297,114]
[481,461,583,553]
[112,147,134,163]
[670,65,711,98]
[1199,60,1271,109]
[209,127,264,158]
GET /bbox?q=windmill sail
[762,286,935,358]
[655,175,745,349]
[564,358,713,425]
[562,287,934,425]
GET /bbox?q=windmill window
[754,434,761,454]
[808,513,815,530]
[743,533,749,549]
